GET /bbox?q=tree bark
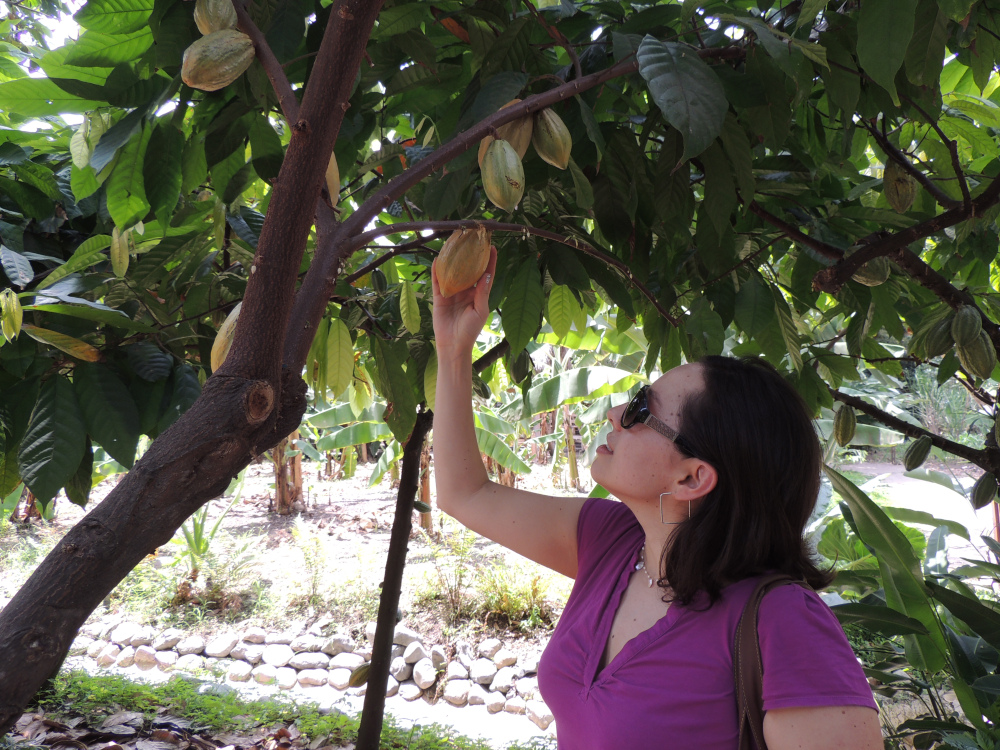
[356,410,433,750]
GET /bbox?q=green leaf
[501,262,544,355]
[317,422,392,451]
[0,175,54,220]
[734,274,774,338]
[21,304,156,333]
[400,280,421,335]
[143,122,185,227]
[368,440,400,487]
[371,337,417,443]
[770,285,803,371]
[475,411,516,435]
[476,427,530,474]
[37,235,111,290]
[637,36,728,162]
[904,0,948,87]
[831,603,930,636]
[21,325,101,362]
[65,438,94,508]
[546,284,576,339]
[1,247,33,287]
[64,28,154,67]
[106,125,152,229]
[423,349,437,411]
[376,5,427,37]
[74,363,140,468]
[76,0,155,34]
[309,402,384,429]
[719,114,755,204]
[796,0,827,30]
[513,366,638,418]
[17,375,87,505]
[856,0,918,105]
[0,78,102,117]
[926,580,1000,653]
[568,158,594,209]
[248,114,283,182]
[156,364,201,434]
[326,319,354,399]
[12,161,64,201]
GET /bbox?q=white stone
[385,675,399,697]
[176,654,205,672]
[355,645,373,660]
[308,615,333,636]
[152,628,184,651]
[493,647,517,668]
[403,642,428,664]
[109,622,139,646]
[389,656,412,681]
[115,646,136,668]
[291,634,323,652]
[205,634,239,658]
[69,636,93,656]
[262,644,295,667]
[490,666,517,693]
[321,633,353,656]
[298,668,330,687]
[504,696,526,715]
[391,644,405,659]
[442,679,471,706]
[485,691,506,714]
[133,645,157,670]
[478,638,503,658]
[231,643,264,664]
[521,652,540,674]
[130,625,156,647]
[86,639,107,658]
[252,664,277,684]
[176,635,205,656]
[431,644,448,670]
[80,622,103,639]
[96,644,120,667]
[470,657,497,684]
[96,618,121,641]
[516,676,539,699]
[290,651,330,670]
[228,661,253,682]
[330,652,364,670]
[455,641,475,670]
[398,682,422,701]
[467,683,490,706]
[412,658,437,689]
[526,700,553,729]
[155,650,178,670]
[265,631,293,645]
[393,624,420,646]
[328,667,352,690]
[276,667,298,689]
[242,626,267,644]
[446,661,468,680]
[364,621,378,643]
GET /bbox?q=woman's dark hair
[659,355,833,607]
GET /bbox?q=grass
[25,671,557,750]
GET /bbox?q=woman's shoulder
[575,497,641,567]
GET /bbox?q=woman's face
[591,363,706,506]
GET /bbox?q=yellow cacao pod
[211,302,241,371]
[194,0,237,35]
[436,225,492,297]
[531,108,572,170]
[325,152,339,205]
[478,99,533,167]
[883,159,919,214]
[482,139,524,213]
[181,29,255,92]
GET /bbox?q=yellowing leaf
[326,318,354,399]
[21,324,100,361]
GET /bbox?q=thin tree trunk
[273,436,290,514]
[419,443,432,532]
[356,410,433,750]
[564,404,580,491]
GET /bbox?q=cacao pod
[349,662,370,688]
[833,405,856,447]
[325,152,339,205]
[883,159,919,214]
[971,472,998,510]
[0,287,22,342]
[532,108,572,170]
[951,305,982,348]
[481,139,524,212]
[194,0,237,35]
[846,248,891,286]
[922,316,955,359]
[903,435,933,471]
[181,29,255,92]
[211,302,241,371]
[436,225,492,297]
[478,99,533,167]
[957,330,997,380]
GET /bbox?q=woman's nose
[607,404,623,429]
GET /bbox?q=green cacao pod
[971,472,998,510]
[922,316,955,359]
[903,435,933,471]
[957,330,997,380]
[478,99,533,167]
[435,225,492,297]
[883,159,919,214]
[833,405,856,447]
[348,662,370,688]
[194,0,237,35]
[482,138,525,213]
[181,29,255,92]
[850,255,891,287]
[951,305,982,348]
[531,108,572,170]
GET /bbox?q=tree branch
[342,234,443,286]
[900,95,972,211]
[474,340,510,374]
[749,202,843,260]
[862,121,961,209]
[234,1,299,123]
[522,0,582,80]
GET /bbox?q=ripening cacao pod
[349,662,370,687]
[436,225,492,297]
[971,472,998,510]
[211,302,241,371]
[325,152,339,205]
[194,0,237,35]
[951,305,982,348]
[903,436,933,471]
[531,108,572,170]
[833,405,856,447]
[478,99,533,167]
[482,139,524,212]
[181,29,255,92]
[957,330,997,380]
[922,316,955,359]
[883,159,919,214]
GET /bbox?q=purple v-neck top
[537,498,877,749]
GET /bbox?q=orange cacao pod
[436,225,492,298]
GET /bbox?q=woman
[431,247,881,750]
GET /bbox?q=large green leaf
[399,280,421,335]
[74,363,141,468]
[76,0,156,34]
[156,365,202,434]
[856,0,918,105]
[0,78,102,117]
[368,440,400,487]
[106,125,152,229]
[37,235,112,289]
[309,403,384,429]
[476,427,530,474]
[370,337,417,442]
[326,319,354,400]
[17,375,88,505]
[317,422,392,451]
[546,284,576,339]
[143,122,185,226]
[831,603,930,636]
[510,366,639,418]
[501,262,544,355]
[64,28,154,67]
[637,36,728,162]
[22,304,156,333]
[925,580,1000,653]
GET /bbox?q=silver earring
[660,492,692,525]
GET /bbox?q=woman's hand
[431,245,497,361]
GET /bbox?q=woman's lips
[596,443,613,455]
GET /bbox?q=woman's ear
[674,460,717,501]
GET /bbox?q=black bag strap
[734,574,812,750]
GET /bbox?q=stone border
[71,616,554,733]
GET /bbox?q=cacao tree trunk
[419,443,433,533]
[564,404,580,491]
[356,410,433,750]
[273,431,303,515]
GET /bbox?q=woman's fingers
[473,246,498,316]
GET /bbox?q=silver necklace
[634,544,656,588]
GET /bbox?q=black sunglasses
[621,385,698,457]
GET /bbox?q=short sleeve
[575,497,639,576]
[757,583,878,712]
